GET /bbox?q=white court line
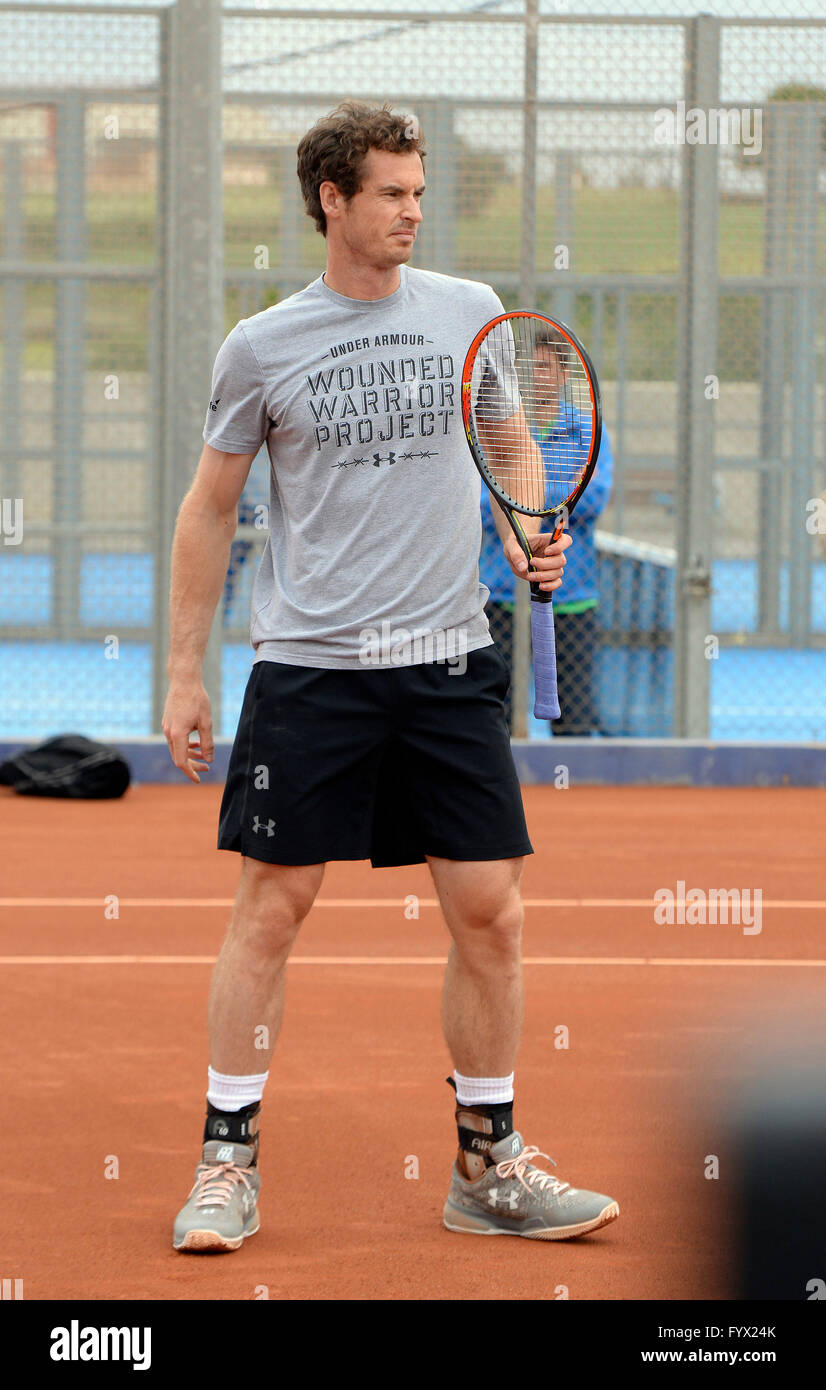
[0,955,824,967]
[0,897,824,910]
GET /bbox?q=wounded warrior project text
[309,348,456,450]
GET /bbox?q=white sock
[453,1071,514,1106]
[207,1066,269,1112]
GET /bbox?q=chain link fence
[1,0,824,742]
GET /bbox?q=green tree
[739,83,826,168]
[455,137,511,219]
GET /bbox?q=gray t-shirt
[203,264,506,668]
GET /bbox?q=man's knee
[439,862,525,954]
[467,893,524,951]
[232,858,324,955]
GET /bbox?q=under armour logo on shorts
[252,816,276,837]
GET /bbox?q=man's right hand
[162,681,214,783]
[503,527,572,592]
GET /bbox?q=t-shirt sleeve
[202,322,270,453]
[467,281,519,423]
[480,283,507,322]
[475,320,521,423]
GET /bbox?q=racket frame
[461,311,603,721]
[461,311,603,555]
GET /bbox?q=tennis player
[163,101,619,1250]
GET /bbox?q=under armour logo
[487,1186,520,1211]
[252,817,275,836]
[209,397,221,411]
[371,451,396,467]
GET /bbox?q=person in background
[221,462,268,627]
[480,329,614,735]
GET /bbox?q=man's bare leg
[430,854,620,1238]
[208,857,325,1074]
[172,857,323,1251]
[429,855,525,1077]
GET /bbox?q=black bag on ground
[0,734,131,799]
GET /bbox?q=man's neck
[322,257,402,302]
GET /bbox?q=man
[162,101,619,1251]
[481,325,614,733]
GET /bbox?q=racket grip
[530,589,561,721]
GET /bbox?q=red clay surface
[1,783,824,1301]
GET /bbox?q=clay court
[2,781,822,1301]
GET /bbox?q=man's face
[533,344,569,429]
[330,147,425,268]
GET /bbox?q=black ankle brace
[446,1077,514,1158]
[204,1100,261,1146]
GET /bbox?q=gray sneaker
[443,1130,619,1240]
[173,1139,261,1252]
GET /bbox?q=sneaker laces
[494,1145,571,1197]
[190,1162,254,1210]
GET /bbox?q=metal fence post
[2,139,24,509]
[422,99,456,279]
[53,91,86,642]
[513,0,539,739]
[553,148,575,327]
[674,14,719,738]
[154,0,224,735]
[787,103,819,645]
[278,143,303,297]
[759,101,791,640]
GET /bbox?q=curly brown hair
[296,101,426,236]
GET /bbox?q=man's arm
[476,411,571,591]
[162,443,257,782]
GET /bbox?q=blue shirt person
[479,396,613,734]
[221,452,269,626]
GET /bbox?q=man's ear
[319,179,342,222]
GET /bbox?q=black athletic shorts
[217,644,533,868]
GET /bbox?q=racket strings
[471,318,593,513]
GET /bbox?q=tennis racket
[462,312,602,720]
